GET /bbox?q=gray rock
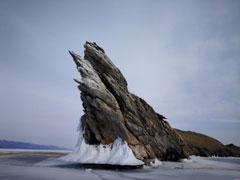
[69,42,190,163]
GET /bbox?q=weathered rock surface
[69,42,189,163]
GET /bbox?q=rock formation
[69,42,190,163]
[175,129,240,157]
[225,144,240,157]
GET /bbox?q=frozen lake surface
[0,150,240,180]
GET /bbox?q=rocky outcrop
[69,42,190,163]
[225,144,240,157]
[175,129,240,157]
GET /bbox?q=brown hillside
[225,144,240,157]
[175,129,232,157]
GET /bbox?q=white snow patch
[60,121,144,166]
[181,157,194,163]
[150,159,162,167]
[85,169,93,173]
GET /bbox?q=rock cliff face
[69,42,189,163]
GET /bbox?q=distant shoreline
[0,149,71,156]
[0,140,72,151]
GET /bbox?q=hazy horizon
[0,0,240,148]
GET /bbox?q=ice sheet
[1,152,240,180]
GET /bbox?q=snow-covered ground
[0,151,240,180]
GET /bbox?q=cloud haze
[0,0,239,148]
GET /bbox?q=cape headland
[63,42,240,165]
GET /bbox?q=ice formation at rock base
[61,121,144,166]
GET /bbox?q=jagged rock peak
[70,42,190,163]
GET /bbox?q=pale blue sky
[0,0,239,148]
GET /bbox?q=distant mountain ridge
[0,140,71,150]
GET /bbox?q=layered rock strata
[69,42,189,163]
